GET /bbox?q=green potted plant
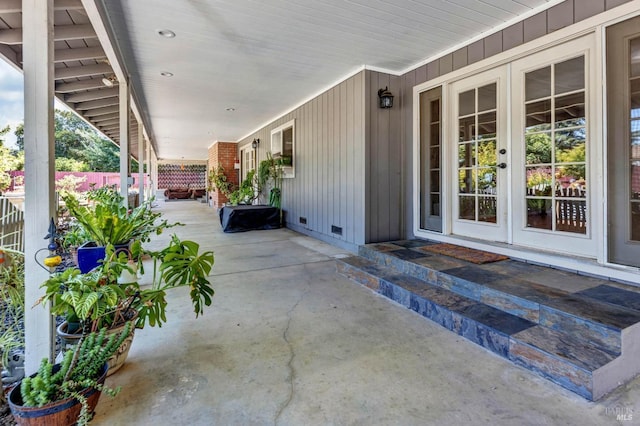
[1,249,25,406]
[60,224,90,267]
[38,235,215,374]
[8,323,132,426]
[62,187,181,273]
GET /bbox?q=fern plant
[62,187,181,246]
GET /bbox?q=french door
[449,68,508,242]
[607,16,640,267]
[511,36,596,256]
[445,35,596,257]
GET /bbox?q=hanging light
[377,86,394,109]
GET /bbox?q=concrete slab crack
[274,278,310,426]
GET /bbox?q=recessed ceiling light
[158,29,176,38]
[225,107,235,112]
[160,71,174,77]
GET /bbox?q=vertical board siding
[0,197,25,251]
[366,70,402,243]
[237,73,366,247]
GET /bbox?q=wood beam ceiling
[74,97,118,110]
[56,78,116,93]
[54,63,112,80]
[65,88,118,103]
[54,46,105,62]
[0,24,96,45]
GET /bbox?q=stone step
[336,254,640,400]
[358,244,640,356]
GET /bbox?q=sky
[0,58,24,149]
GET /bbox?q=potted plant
[8,323,132,426]
[60,224,90,267]
[1,249,25,405]
[62,187,181,273]
[38,235,215,374]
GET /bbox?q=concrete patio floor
[93,200,640,425]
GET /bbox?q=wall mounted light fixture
[378,86,394,109]
[252,138,260,149]
[101,75,117,87]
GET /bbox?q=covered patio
[93,200,640,424]
[5,0,640,420]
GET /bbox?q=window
[241,147,255,181]
[419,86,442,232]
[271,119,295,178]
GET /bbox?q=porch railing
[0,197,25,251]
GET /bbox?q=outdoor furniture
[164,188,191,200]
[219,205,280,233]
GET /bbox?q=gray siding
[238,72,366,251]
[365,70,402,243]
[401,0,634,240]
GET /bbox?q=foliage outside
[0,249,25,407]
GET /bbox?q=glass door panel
[450,67,507,242]
[523,56,587,234]
[512,34,595,257]
[456,83,498,224]
[607,16,640,266]
[419,87,442,232]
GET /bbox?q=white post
[152,151,158,197]
[138,123,144,205]
[22,0,55,373]
[119,80,129,207]
[146,137,151,200]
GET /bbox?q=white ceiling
[2,0,560,161]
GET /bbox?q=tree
[83,137,120,172]
[55,157,89,172]
[0,126,22,193]
[13,109,121,172]
[525,133,552,165]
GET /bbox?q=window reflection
[524,55,587,234]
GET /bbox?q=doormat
[417,243,509,264]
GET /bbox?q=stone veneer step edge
[336,255,622,400]
[359,245,625,354]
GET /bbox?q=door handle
[498,163,507,169]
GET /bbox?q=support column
[22,0,55,373]
[119,80,130,207]
[138,124,144,204]
[146,138,151,200]
[152,151,158,197]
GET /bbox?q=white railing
[0,197,25,251]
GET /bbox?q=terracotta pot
[8,363,108,426]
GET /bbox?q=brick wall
[208,141,239,209]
